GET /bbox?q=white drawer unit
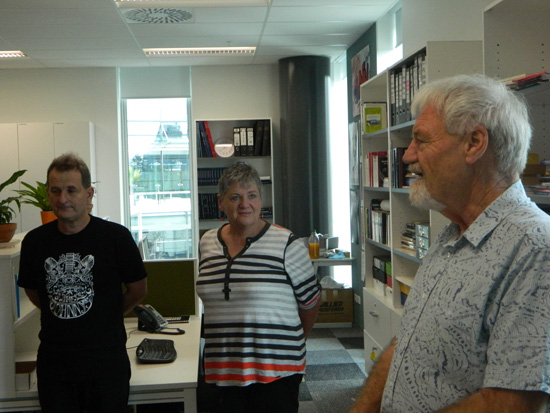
[363,288,392,348]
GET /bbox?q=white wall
[190,64,282,215]
[0,68,122,224]
[402,0,494,57]
[0,65,280,231]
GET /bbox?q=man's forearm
[350,338,396,413]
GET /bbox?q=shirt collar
[444,180,531,248]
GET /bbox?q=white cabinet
[0,121,95,233]
[0,233,40,401]
[194,119,274,238]
[359,41,483,369]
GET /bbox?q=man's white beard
[409,179,446,211]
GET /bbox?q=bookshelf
[359,41,483,371]
[483,0,550,207]
[0,233,40,401]
[194,119,275,235]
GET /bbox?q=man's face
[47,169,93,224]
[402,104,466,210]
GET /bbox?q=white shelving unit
[483,0,550,206]
[359,41,483,371]
[193,119,275,237]
[0,233,40,402]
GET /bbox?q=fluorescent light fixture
[144,47,256,56]
[0,51,27,58]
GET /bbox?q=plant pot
[41,210,57,225]
[0,223,17,243]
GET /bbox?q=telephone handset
[134,304,168,333]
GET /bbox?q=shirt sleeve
[284,235,321,310]
[483,245,550,393]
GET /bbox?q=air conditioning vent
[122,8,194,24]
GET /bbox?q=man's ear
[464,125,489,164]
[217,194,224,212]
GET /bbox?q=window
[124,98,194,259]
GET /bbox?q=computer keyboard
[136,338,177,364]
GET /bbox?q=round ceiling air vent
[123,8,194,24]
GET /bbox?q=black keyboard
[136,338,177,364]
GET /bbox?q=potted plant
[0,170,27,243]
[16,180,56,224]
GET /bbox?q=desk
[126,315,201,412]
[0,315,201,413]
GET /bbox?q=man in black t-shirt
[18,153,147,413]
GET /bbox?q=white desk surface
[126,315,201,411]
[0,315,202,413]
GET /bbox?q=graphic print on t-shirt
[44,253,95,319]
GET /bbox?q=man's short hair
[47,153,92,188]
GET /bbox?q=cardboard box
[15,361,37,391]
[317,288,353,323]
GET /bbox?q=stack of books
[503,70,549,91]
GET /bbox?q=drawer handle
[369,311,379,318]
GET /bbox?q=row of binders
[233,119,271,157]
[390,50,426,126]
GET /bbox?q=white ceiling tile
[192,7,269,22]
[129,22,264,37]
[268,5,388,22]
[263,21,370,36]
[136,35,259,48]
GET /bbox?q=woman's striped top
[197,222,321,387]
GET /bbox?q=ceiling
[0,0,396,70]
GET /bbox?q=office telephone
[134,304,169,333]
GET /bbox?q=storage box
[15,361,37,391]
[317,288,353,323]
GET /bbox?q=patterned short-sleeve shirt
[382,181,550,412]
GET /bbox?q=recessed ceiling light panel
[122,8,194,23]
[0,51,27,58]
[144,47,256,56]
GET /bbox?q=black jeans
[215,374,303,413]
[37,367,130,413]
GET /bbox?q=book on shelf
[362,103,387,134]
[366,198,390,245]
[203,121,217,158]
[366,151,388,187]
[392,147,408,188]
[253,120,264,156]
[197,122,210,158]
